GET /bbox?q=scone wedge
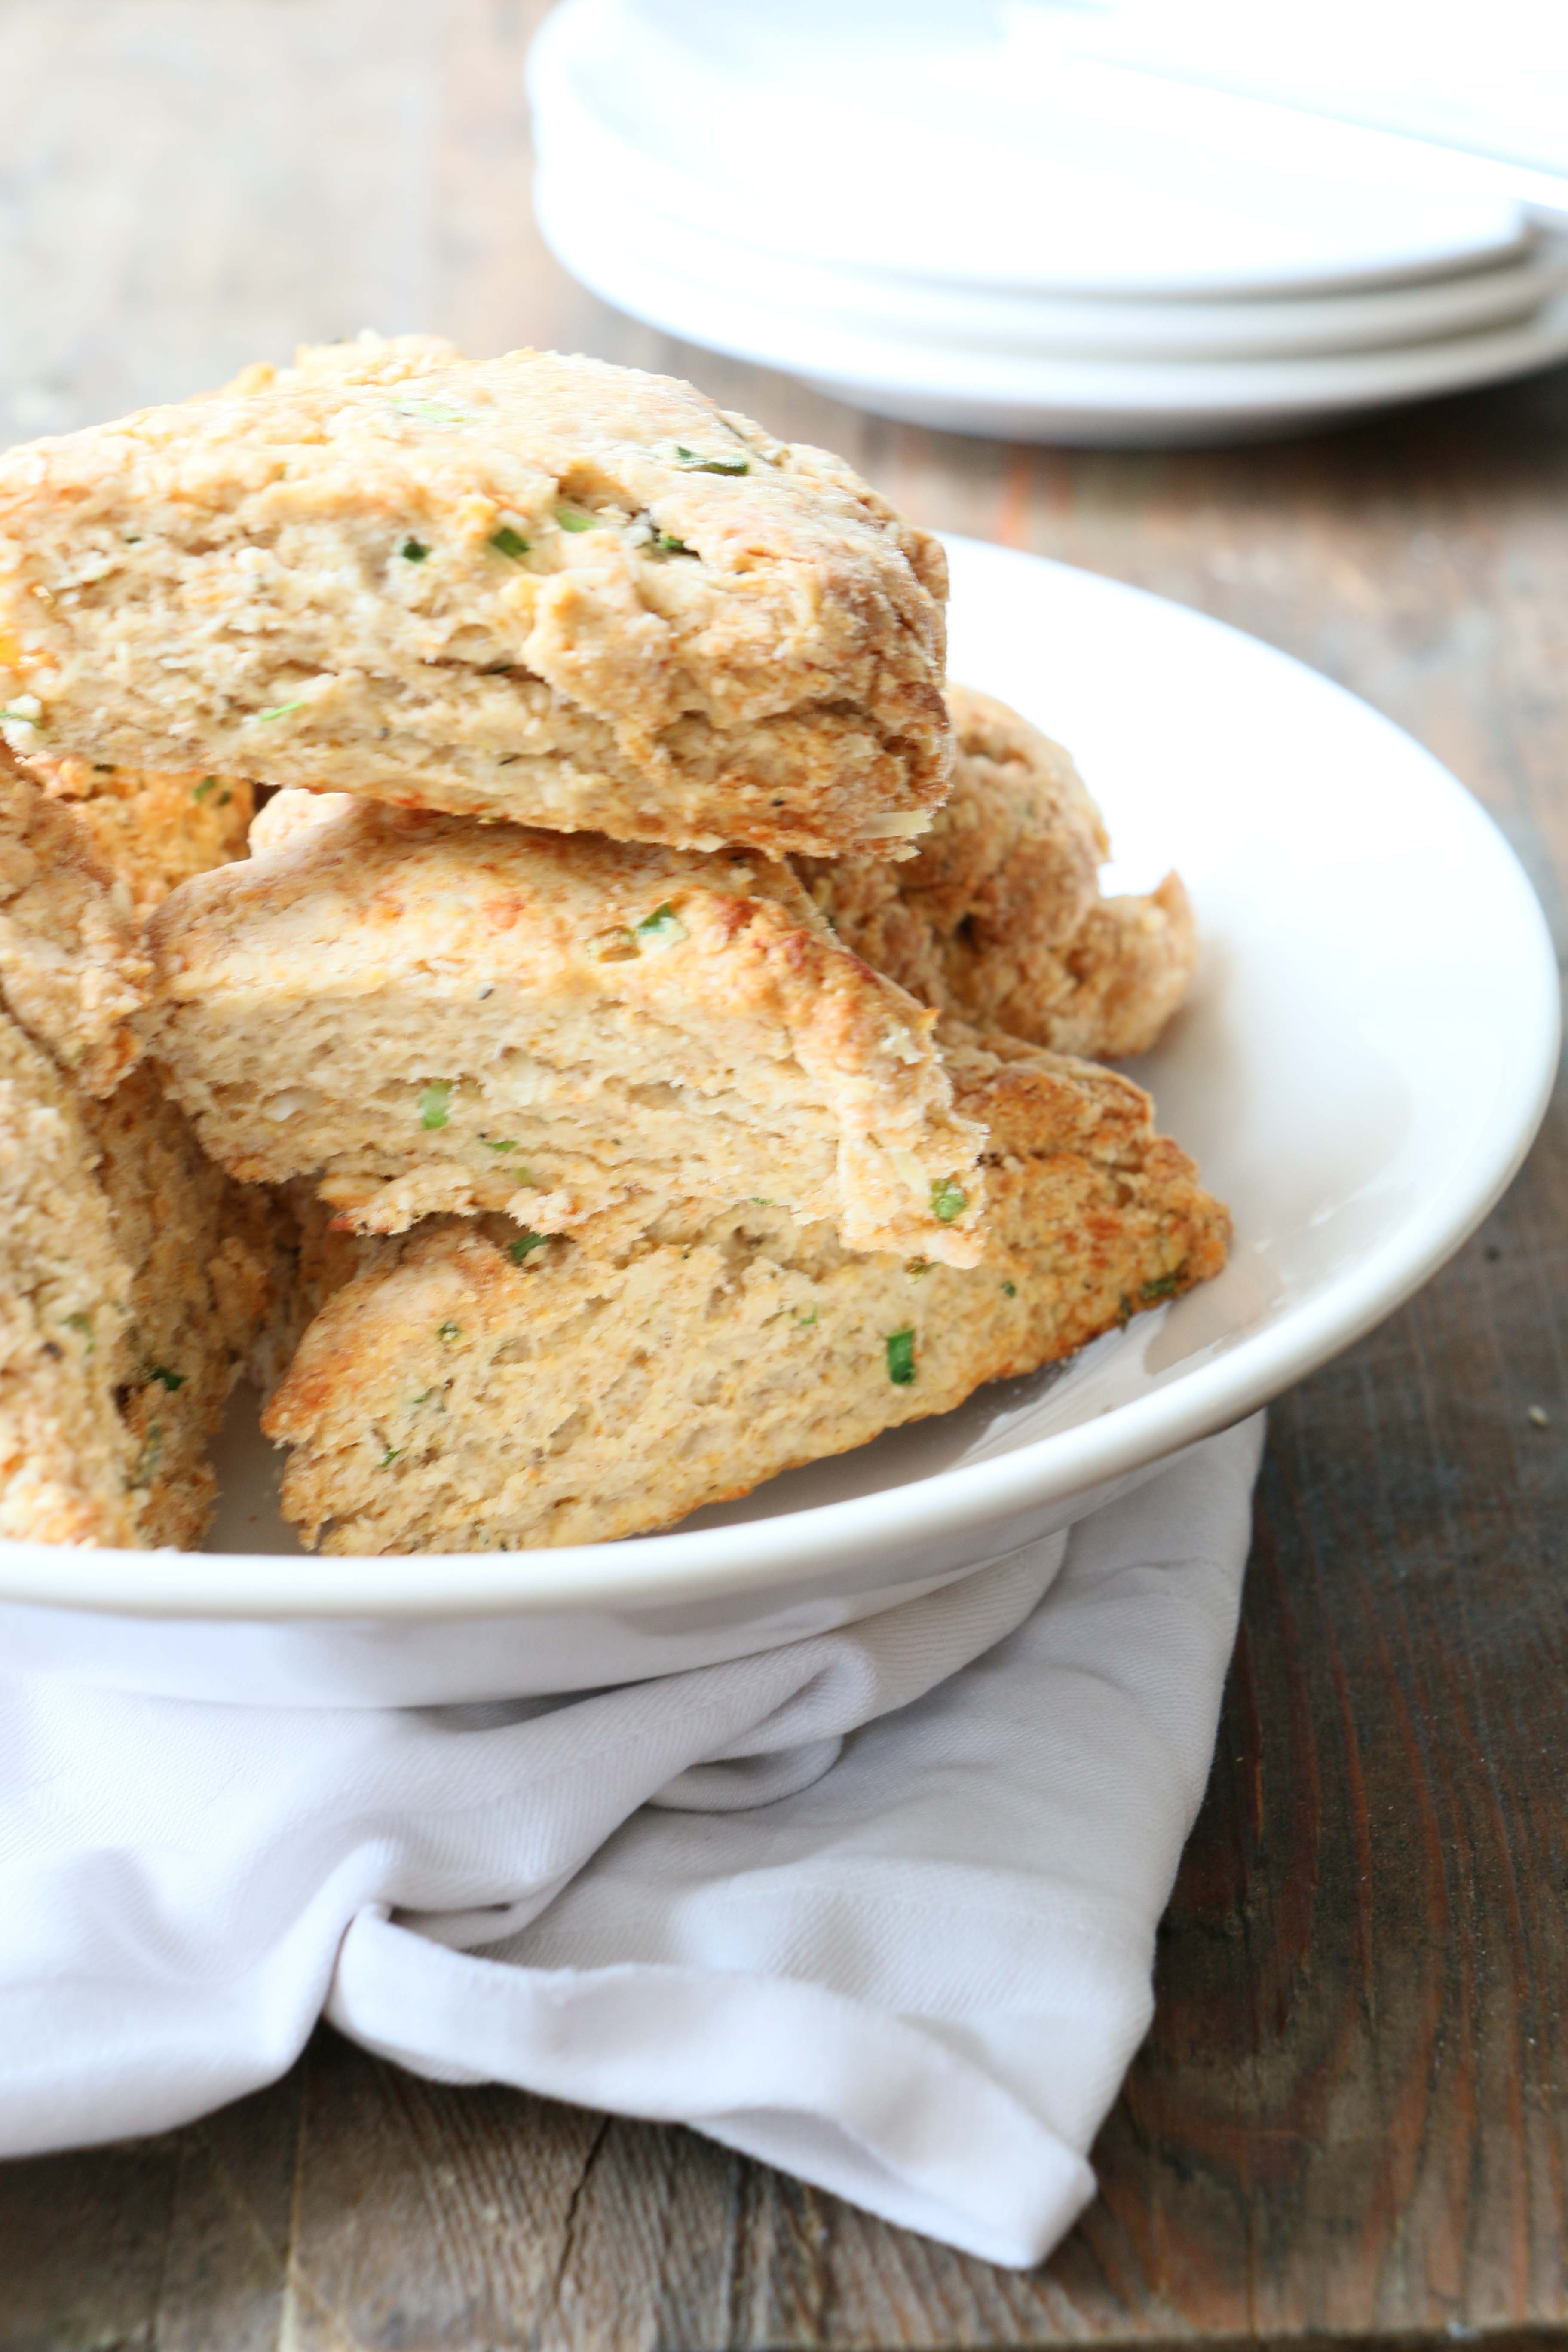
[263,1027,1230,1553]
[0,343,949,860]
[145,796,989,1262]
[796,685,1197,1059]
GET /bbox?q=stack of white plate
[529,0,1568,444]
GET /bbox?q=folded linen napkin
[0,1415,1263,2269]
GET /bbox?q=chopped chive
[402,537,430,562]
[418,1081,452,1131]
[885,1327,916,1387]
[379,1446,403,1469]
[1115,1293,1134,1329]
[410,1390,435,1408]
[192,775,220,802]
[555,508,597,532]
[217,788,232,806]
[145,1365,185,1392]
[930,1178,968,1224]
[1139,1266,1186,1304]
[795,1305,818,1327]
[130,1422,163,1487]
[63,1311,93,1353]
[906,1259,932,1279]
[507,1230,546,1265]
[672,444,749,475]
[256,699,306,722]
[437,1321,462,1344]
[480,1136,519,1152]
[1003,1280,1018,1298]
[652,530,690,556]
[635,902,688,951]
[748,1197,775,1208]
[489,525,529,560]
[393,398,473,426]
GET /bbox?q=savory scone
[0,1014,290,1548]
[0,343,950,859]
[263,1026,1230,1553]
[0,753,147,1093]
[144,796,989,1262]
[21,753,255,919]
[795,686,1197,1058]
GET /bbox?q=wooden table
[3,4,1566,2345]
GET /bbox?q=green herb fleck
[489,525,529,560]
[748,1197,775,1208]
[930,1178,968,1225]
[218,788,232,806]
[1115,1293,1134,1329]
[672,444,749,475]
[438,1321,463,1344]
[379,1446,403,1469]
[481,1136,519,1152]
[885,1327,916,1387]
[508,1230,547,1265]
[652,530,690,556]
[402,537,430,562]
[410,1390,435,1409]
[1003,1280,1018,1298]
[555,508,597,532]
[130,1421,163,1488]
[418,1081,452,1131]
[256,700,307,722]
[0,704,42,728]
[496,753,521,765]
[192,775,220,802]
[635,902,688,951]
[63,1311,94,1353]
[906,1258,932,1279]
[795,1305,818,1328]
[145,1366,185,1392]
[1139,1265,1187,1305]
[393,398,473,426]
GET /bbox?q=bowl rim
[2,545,1558,1620]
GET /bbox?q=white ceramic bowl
[535,171,1568,447]
[2,541,1556,1703]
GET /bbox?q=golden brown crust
[795,684,1197,1058]
[263,1027,1229,1553]
[0,754,147,1094]
[145,796,989,1263]
[24,753,255,919]
[0,343,949,860]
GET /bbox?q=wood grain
[1,0,1566,2344]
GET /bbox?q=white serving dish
[1,541,1556,1703]
[536,175,1568,447]
[530,0,1533,298]
[538,174,1568,362]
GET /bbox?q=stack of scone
[0,334,1227,1553]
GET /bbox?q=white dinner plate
[536,180,1568,445]
[530,0,1532,298]
[539,164,1568,364]
[0,541,1556,1705]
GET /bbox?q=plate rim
[2,542,1557,1620]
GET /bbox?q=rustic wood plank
[1,0,1567,2345]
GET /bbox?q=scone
[22,753,254,919]
[0,1017,289,1549]
[144,796,989,1262]
[796,686,1197,1058]
[0,752,148,1094]
[0,343,949,860]
[263,1027,1230,1553]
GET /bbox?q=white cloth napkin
[0,1416,1263,2270]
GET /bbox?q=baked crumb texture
[263,1025,1231,1553]
[0,340,950,861]
[145,796,990,1264]
[796,685,1197,1058]
[23,752,254,919]
[0,762,288,1548]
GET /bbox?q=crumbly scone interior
[23,753,255,920]
[0,346,949,859]
[263,1026,1230,1554]
[0,753,149,1094]
[146,798,988,1262]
